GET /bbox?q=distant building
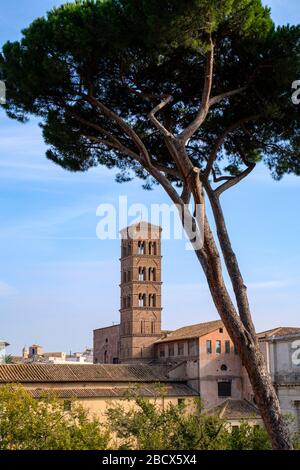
[12,345,93,364]
[0,341,9,364]
[258,328,300,432]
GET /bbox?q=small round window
[220,364,228,371]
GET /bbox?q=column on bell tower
[119,221,162,363]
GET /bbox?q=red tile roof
[0,363,176,384]
[258,327,300,340]
[207,399,261,420]
[27,383,198,399]
[155,320,224,343]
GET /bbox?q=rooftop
[206,399,261,420]
[0,363,177,384]
[27,383,198,399]
[258,327,300,340]
[155,320,224,344]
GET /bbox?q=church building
[94,221,251,410]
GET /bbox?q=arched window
[104,350,108,364]
[148,267,156,281]
[139,293,146,307]
[139,267,146,281]
[151,321,155,334]
[127,270,131,282]
[123,271,127,283]
[126,295,131,308]
[149,294,156,307]
[148,242,157,255]
[140,320,145,334]
[221,364,228,371]
[138,241,145,255]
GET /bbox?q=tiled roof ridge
[155,319,224,343]
[0,363,181,384]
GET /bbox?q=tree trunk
[196,244,292,450]
[175,184,292,449]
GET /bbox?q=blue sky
[0,1,299,355]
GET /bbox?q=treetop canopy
[0,0,299,185]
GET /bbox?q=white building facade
[260,331,300,432]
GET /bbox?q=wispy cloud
[0,281,17,298]
[0,202,96,239]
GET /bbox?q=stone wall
[93,324,120,364]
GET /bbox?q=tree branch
[204,115,261,180]
[148,95,174,138]
[209,86,247,107]
[215,164,255,196]
[179,36,214,143]
[83,92,152,167]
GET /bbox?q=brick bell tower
[119,221,162,363]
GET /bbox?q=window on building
[148,242,157,255]
[219,328,223,333]
[104,350,108,364]
[138,293,146,307]
[123,271,127,283]
[188,339,196,356]
[126,295,131,308]
[139,267,146,281]
[225,340,230,354]
[216,340,221,354]
[178,342,184,356]
[206,340,212,354]
[148,267,156,281]
[149,294,156,307]
[113,357,119,364]
[218,381,232,397]
[159,346,165,358]
[138,241,145,255]
[220,364,228,371]
[127,270,131,282]
[151,321,155,334]
[168,344,174,356]
[141,320,145,334]
[127,243,131,255]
